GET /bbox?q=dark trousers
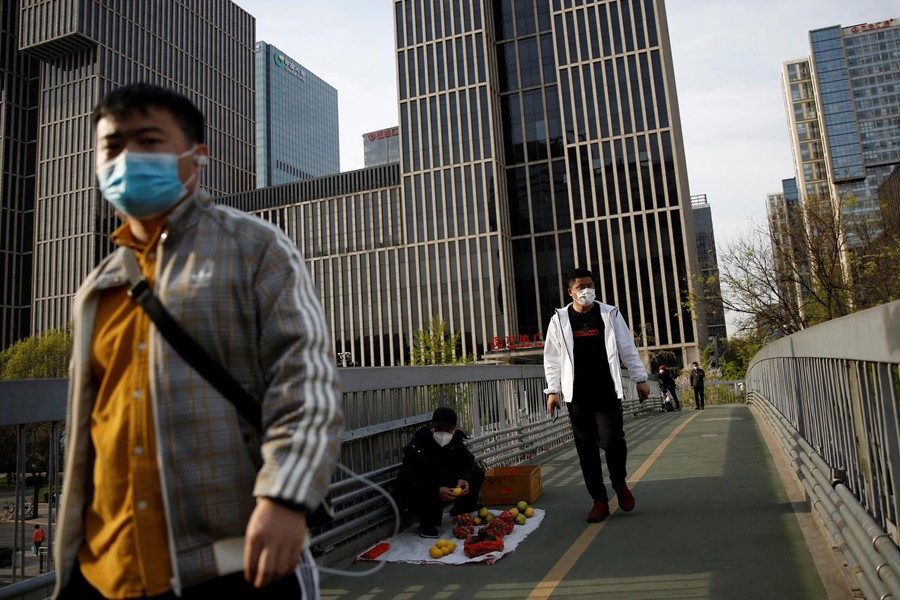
[59,564,303,600]
[568,399,626,502]
[694,386,705,409]
[408,470,485,528]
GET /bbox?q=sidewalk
[0,497,53,586]
[317,404,850,599]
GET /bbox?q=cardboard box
[480,465,542,505]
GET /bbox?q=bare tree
[693,191,897,340]
[713,222,809,338]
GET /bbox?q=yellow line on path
[526,411,702,600]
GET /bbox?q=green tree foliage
[0,329,70,518]
[0,328,73,380]
[410,318,474,366]
[700,335,762,380]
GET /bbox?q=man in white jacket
[543,268,650,523]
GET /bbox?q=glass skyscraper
[11,0,255,338]
[255,41,340,187]
[784,18,900,226]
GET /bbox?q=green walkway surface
[318,404,851,599]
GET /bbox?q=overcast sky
[231,0,894,250]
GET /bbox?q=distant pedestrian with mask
[396,407,485,538]
[691,361,706,410]
[543,268,650,523]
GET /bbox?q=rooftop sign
[365,127,399,142]
[273,51,305,81]
[847,19,897,34]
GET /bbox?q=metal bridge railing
[0,364,657,599]
[746,299,900,600]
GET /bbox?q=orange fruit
[524,507,535,518]
[429,546,443,559]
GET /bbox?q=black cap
[431,407,457,428]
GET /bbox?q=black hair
[91,83,206,144]
[567,268,594,288]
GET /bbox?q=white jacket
[543,301,648,402]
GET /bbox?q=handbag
[121,250,334,527]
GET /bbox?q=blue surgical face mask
[97,148,198,219]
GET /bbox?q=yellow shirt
[78,224,173,598]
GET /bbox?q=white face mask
[575,288,596,307]
[433,432,453,447]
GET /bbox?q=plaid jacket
[54,190,343,595]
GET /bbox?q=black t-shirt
[568,304,617,406]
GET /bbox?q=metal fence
[745,299,900,600]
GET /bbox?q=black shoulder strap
[121,251,335,527]
[122,251,262,432]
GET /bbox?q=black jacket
[690,368,706,387]
[658,369,677,392]
[396,426,482,505]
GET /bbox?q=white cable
[316,463,401,578]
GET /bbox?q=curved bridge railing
[746,299,900,599]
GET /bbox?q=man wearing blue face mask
[543,268,650,524]
[396,407,485,538]
[53,84,343,600]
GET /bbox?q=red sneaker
[587,499,610,523]
[614,482,635,512]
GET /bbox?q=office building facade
[13,0,255,338]
[0,3,40,349]
[783,18,900,226]
[255,41,340,187]
[690,194,726,340]
[220,165,407,366]
[222,0,705,367]
[363,126,401,167]
[394,0,704,365]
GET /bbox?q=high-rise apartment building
[8,1,255,339]
[766,177,809,325]
[363,126,401,167]
[255,41,340,187]
[782,18,900,226]
[781,59,830,205]
[690,194,726,340]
